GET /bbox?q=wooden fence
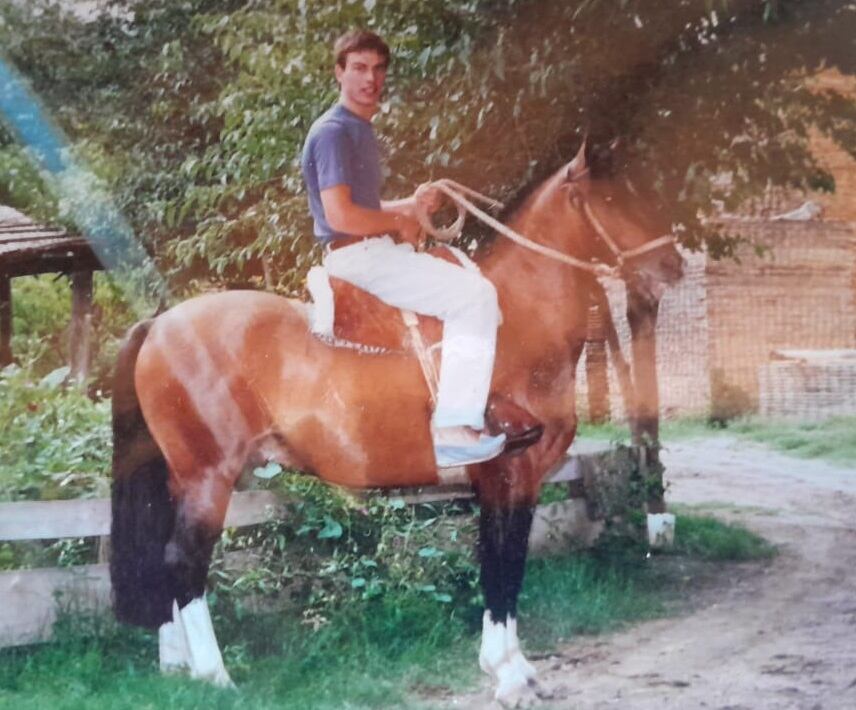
[0,441,627,648]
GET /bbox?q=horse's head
[538,141,684,303]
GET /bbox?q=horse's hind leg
[162,475,235,688]
[475,456,540,706]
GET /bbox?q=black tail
[110,320,175,629]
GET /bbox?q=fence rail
[0,442,622,649]
[0,490,285,542]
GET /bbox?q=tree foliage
[1,0,854,291]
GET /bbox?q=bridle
[416,178,675,277]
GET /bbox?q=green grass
[672,514,776,561]
[0,596,473,710]
[577,417,715,445]
[521,550,662,649]
[728,416,856,466]
[576,419,632,442]
[579,416,856,467]
[0,514,773,710]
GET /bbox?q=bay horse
[109,144,683,706]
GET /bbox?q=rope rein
[416,178,674,277]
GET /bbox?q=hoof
[494,661,539,708]
[192,668,236,690]
[213,671,237,690]
[159,661,190,676]
[506,650,537,682]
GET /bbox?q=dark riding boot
[485,394,544,455]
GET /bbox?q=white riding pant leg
[320,236,500,430]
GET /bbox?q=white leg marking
[480,612,539,706]
[179,595,235,689]
[159,600,190,674]
[478,610,507,677]
[504,617,537,681]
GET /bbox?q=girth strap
[401,309,440,406]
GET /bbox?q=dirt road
[453,435,856,709]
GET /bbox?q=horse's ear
[565,137,588,182]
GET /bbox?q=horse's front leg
[475,456,540,707]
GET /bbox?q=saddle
[308,245,543,455]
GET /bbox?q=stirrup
[433,426,506,468]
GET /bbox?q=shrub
[709,368,755,427]
[10,273,138,388]
[0,362,111,501]
[210,469,482,630]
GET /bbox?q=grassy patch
[0,596,473,710]
[520,545,661,649]
[576,420,631,442]
[728,416,856,466]
[577,418,718,445]
[672,514,776,561]
[0,513,772,709]
[580,416,856,467]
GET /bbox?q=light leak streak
[0,56,168,314]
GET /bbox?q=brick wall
[759,351,856,421]
[576,221,856,421]
[707,219,856,404]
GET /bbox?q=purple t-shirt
[301,103,383,246]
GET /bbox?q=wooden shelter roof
[0,205,101,278]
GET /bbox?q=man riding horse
[109,26,683,707]
[301,29,538,468]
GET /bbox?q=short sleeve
[311,124,353,192]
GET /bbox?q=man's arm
[321,185,422,245]
[381,183,443,219]
[380,195,417,217]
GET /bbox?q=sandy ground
[447,435,856,709]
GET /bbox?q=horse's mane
[465,140,622,258]
[496,140,621,226]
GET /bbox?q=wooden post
[593,284,637,419]
[585,298,610,423]
[69,271,93,385]
[0,272,11,366]
[626,288,665,514]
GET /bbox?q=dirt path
[451,435,856,709]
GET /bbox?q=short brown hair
[333,30,390,69]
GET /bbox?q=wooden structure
[759,348,856,421]
[0,205,101,381]
[0,442,642,648]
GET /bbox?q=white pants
[308,236,500,430]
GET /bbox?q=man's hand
[395,213,424,249]
[414,182,444,215]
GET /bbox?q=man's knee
[460,275,499,320]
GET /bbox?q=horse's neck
[479,235,592,356]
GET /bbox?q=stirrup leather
[401,309,440,405]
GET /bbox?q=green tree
[1,0,853,291]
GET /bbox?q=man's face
[335,50,388,111]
